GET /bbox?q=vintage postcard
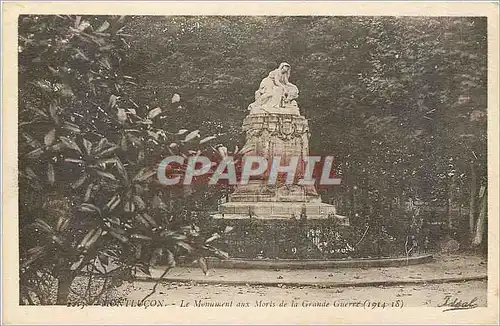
[2,1,499,324]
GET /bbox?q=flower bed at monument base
[179,216,425,260]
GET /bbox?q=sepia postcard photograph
[2,1,499,325]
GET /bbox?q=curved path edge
[136,274,487,288]
[137,254,488,287]
[200,254,433,269]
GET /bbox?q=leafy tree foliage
[18,15,229,305]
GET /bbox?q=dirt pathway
[119,280,487,308]
[142,254,487,286]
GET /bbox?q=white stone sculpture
[248,62,300,115]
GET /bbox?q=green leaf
[33,80,51,92]
[117,108,127,123]
[48,66,58,76]
[132,195,146,211]
[84,183,94,202]
[136,119,153,125]
[108,94,118,108]
[123,201,135,212]
[113,157,128,182]
[24,167,39,180]
[22,246,47,268]
[133,168,156,182]
[80,228,102,249]
[479,185,486,198]
[105,194,121,212]
[33,219,53,234]
[75,16,82,28]
[98,253,110,266]
[95,170,117,180]
[71,173,88,189]
[25,147,44,159]
[96,21,110,33]
[130,234,152,241]
[99,57,112,70]
[51,142,64,151]
[56,214,71,232]
[138,150,145,162]
[22,133,41,148]
[47,163,55,185]
[79,203,101,215]
[109,227,128,243]
[29,106,48,118]
[141,213,157,227]
[95,145,119,158]
[48,103,60,125]
[65,158,84,164]
[70,256,85,271]
[152,195,165,209]
[94,138,108,154]
[44,128,56,146]
[177,241,194,253]
[75,48,89,60]
[147,130,160,140]
[99,44,114,52]
[120,135,128,151]
[135,262,150,276]
[51,235,65,246]
[82,138,92,155]
[147,107,162,119]
[218,146,228,158]
[134,213,151,227]
[237,143,254,155]
[165,249,176,267]
[183,130,200,142]
[62,122,81,133]
[205,233,221,244]
[106,216,121,226]
[50,234,65,245]
[171,93,181,103]
[58,83,75,98]
[199,135,217,144]
[86,229,102,248]
[160,231,187,241]
[206,245,230,260]
[126,133,141,145]
[60,136,82,153]
[78,20,91,31]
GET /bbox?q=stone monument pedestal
[213,62,348,234]
[211,111,348,225]
[215,201,347,222]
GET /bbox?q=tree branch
[140,267,171,303]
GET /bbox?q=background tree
[122,16,488,249]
